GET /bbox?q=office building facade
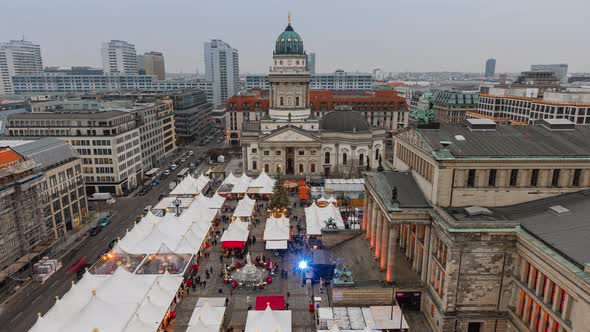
[10,74,213,101]
[169,90,213,145]
[245,70,375,91]
[6,111,143,196]
[531,64,568,83]
[140,51,166,80]
[204,39,239,108]
[101,40,139,75]
[307,52,316,74]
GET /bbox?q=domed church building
[241,17,385,177]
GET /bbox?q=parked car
[143,205,152,214]
[170,164,178,171]
[76,263,92,280]
[108,238,118,249]
[189,163,196,170]
[180,157,186,163]
[162,169,171,177]
[99,216,112,227]
[188,150,194,156]
[89,226,101,236]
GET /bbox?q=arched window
[342,153,348,165]
[359,154,364,166]
[311,163,316,173]
[324,152,331,164]
[299,164,304,173]
[276,164,281,174]
[375,149,380,160]
[280,97,284,106]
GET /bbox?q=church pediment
[262,127,320,142]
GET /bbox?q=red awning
[255,295,285,310]
[221,241,245,249]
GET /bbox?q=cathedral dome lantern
[275,17,304,55]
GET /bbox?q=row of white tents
[170,173,211,197]
[30,177,228,331]
[30,268,183,332]
[219,171,276,195]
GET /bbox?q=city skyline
[1,0,588,74]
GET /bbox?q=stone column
[369,202,379,248]
[386,225,398,283]
[362,194,369,231]
[365,197,373,240]
[421,225,431,281]
[412,228,420,271]
[380,222,390,271]
[374,212,384,259]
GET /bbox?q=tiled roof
[0,147,24,168]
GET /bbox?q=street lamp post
[173,198,181,216]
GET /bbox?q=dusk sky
[1,0,588,74]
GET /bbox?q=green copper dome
[275,23,304,55]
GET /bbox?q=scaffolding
[0,152,55,300]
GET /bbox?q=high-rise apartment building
[245,70,375,91]
[101,40,138,75]
[306,52,316,74]
[204,39,239,108]
[140,51,166,80]
[0,39,43,95]
[531,63,568,83]
[485,58,496,78]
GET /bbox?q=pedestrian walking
[203,280,207,288]
[225,297,230,307]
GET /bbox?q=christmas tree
[269,172,290,210]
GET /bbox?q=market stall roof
[135,244,192,275]
[265,240,288,250]
[325,178,365,192]
[196,297,227,307]
[263,216,290,241]
[91,244,146,275]
[170,174,209,196]
[153,197,194,210]
[245,305,292,332]
[188,301,225,330]
[231,173,252,194]
[234,194,256,218]
[194,193,226,210]
[255,296,285,310]
[248,171,276,194]
[220,221,250,248]
[30,267,183,332]
[318,195,338,204]
[305,201,345,236]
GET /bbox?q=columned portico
[380,223,390,270]
[369,201,378,248]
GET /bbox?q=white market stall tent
[263,215,290,250]
[247,170,276,195]
[153,196,194,213]
[186,300,226,332]
[29,267,183,332]
[220,221,250,249]
[245,305,292,332]
[305,201,345,236]
[318,195,338,205]
[232,173,252,194]
[194,192,227,210]
[169,173,210,197]
[233,194,256,219]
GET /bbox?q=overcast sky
[1,0,588,74]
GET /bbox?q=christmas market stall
[245,304,292,332]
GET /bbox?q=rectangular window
[467,169,476,187]
[551,169,560,187]
[530,169,539,187]
[263,150,270,156]
[298,150,304,156]
[488,169,497,187]
[252,161,257,170]
[572,169,581,186]
[510,169,518,186]
[275,150,281,156]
